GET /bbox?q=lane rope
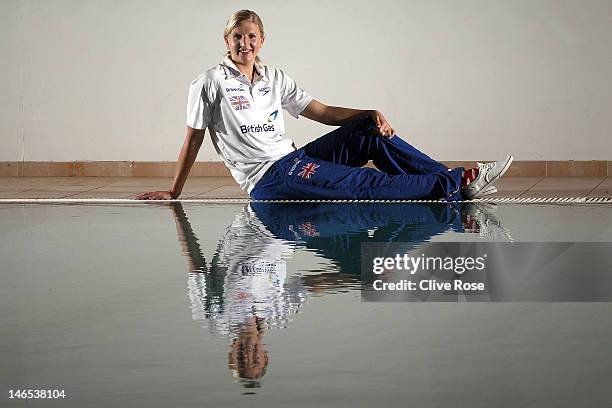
[0,197,610,204]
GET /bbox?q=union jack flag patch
[298,162,319,180]
[299,222,320,237]
[229,95,250,111]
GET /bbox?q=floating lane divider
[0,197,610,204]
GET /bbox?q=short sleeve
[186,75,212,130]
[278,69,313,119]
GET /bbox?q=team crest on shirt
[229,95,250,111]
[298,162,320,180]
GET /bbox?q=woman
[137,10,512,201]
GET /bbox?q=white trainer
[462,155,513,199]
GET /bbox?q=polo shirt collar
[221,56,268,82]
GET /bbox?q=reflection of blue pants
[250,202,464,275]
[251,116,463,200]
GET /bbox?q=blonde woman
[137,10,512,201]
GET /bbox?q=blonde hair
[224,10,265,66]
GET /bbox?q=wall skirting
[0,161,610,177]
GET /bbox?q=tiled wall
[1,161,610,177]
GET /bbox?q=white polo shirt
[186,57,313,193]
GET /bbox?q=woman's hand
[136,190,175,200]
[369,110,395,137]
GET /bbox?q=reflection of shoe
[462,156,513,199]
[462,203,514,241]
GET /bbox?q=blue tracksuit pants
[250,116,463,201]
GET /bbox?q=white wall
[1,0,23,162]
[1,0,611,162]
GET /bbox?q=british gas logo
[240,123,275,134]
[267,110,279,122]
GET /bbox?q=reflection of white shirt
[186,57,312,193]
[188,205,308,337]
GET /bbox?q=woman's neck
[235,61,255,83]
[242,68,254,83]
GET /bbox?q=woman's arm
[300,99,395,137]
[136,126,205,200]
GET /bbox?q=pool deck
[0,176,611,199]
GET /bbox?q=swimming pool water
[1,203,612,407]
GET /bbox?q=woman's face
[225,21,264,68]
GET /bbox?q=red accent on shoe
[461,168,479,187]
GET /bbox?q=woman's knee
[348,114,376,131]
[335,115,378,141]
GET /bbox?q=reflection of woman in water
[179,203,307,336]
[171,203,307,386]
[170,201,510,385]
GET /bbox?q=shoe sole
[472,185,497,198]
[464,185,497,200]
